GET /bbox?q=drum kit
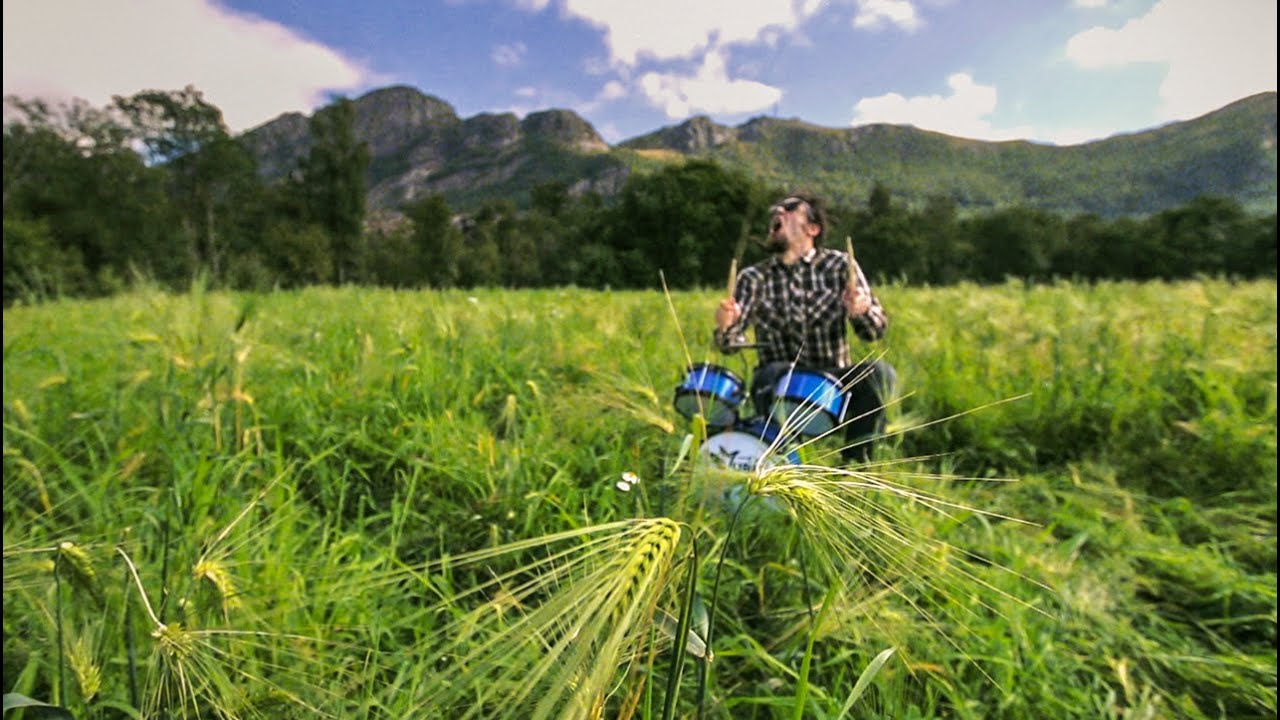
[673,361,848,472]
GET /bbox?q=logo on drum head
[712,446,759,472]
[703,431,769,472]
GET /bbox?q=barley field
[3,279,1275,719]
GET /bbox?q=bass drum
[699,430,796,472]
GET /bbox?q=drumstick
[845,236,858,293]
[729,219,748,298]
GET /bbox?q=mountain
[239,86,1277,218]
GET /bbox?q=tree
[299,98,370,283]
[610,160,760,288]
[2,216,90,303]
[3,96,179,296]
[405,194,463,287]
[868,181,894,220]
[115,86,260,281]
[919,194,969,284]
[114,85,226,164]
[965,207,1066,282]
[1149,195,1248,278]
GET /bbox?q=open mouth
[770,217,783,235]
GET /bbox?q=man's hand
[842,285,871,317]
[716,297,741,331]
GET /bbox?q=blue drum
[738,416,801,465]
[738,416,781,444]
[673,363,745,428]
[771,368,846,437]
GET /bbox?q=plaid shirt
[714,247,887,367]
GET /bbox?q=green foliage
[609,159,765,289]
[404,194,463,287]
[4,88,1276,304]
[3,280,1274,718]
[298,97,371,283]
[2,217,90,304]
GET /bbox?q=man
[713,193,895,463]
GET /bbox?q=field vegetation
[3,278,1275,718]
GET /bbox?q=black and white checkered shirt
[714,247,887,367]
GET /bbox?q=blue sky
[4,0,1275,146]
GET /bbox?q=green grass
[3,279,1275,719]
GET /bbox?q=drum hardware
[674,363,837,471]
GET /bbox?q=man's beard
[761,235,787,253]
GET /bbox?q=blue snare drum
[673,363,745,428]
[771,368,846,437]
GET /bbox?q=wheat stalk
[741,462,1051,687]
[415,518,685,720]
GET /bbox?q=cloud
[552,0,924,65]
[492,42,528,67]
[572,79,630,116]
[1065,0,1277,122]
[598,80,628,101]
[1072,0,1109,8]
[638,48,782,118]
[2,0,380,133]
[850,72,1036,141]
[852,0,922,32]
[559,0,811,66]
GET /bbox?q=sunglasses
[770,198,805,214]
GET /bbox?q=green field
[3,280,1276,719]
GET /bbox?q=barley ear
[193,559,241,619]
[57,541,104,608]
[68,635,102,702]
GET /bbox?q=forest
[4,87,1276,305]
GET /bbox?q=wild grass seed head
[57,541,104,608]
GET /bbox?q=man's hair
[791,192,827,245]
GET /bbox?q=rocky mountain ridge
[239,85,1277,217]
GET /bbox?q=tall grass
[4,279,1275,718]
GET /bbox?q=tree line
[4,88,1275,305]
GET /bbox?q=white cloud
[1072,0,1109,8]
[852,0,922,32]
[492,42,528,67]
[573,78,631,115]
[598,80,628,101]
[551,0,923,65]
[559,0,812,66]
[2,0,380,133]
[638,48,782,118]
[1065,0,1277,122]
[850,72,1036,141]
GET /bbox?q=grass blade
[835,647,897,719]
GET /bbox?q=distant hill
[239,86,1277,218]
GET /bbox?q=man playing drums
[713,192,896,463]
